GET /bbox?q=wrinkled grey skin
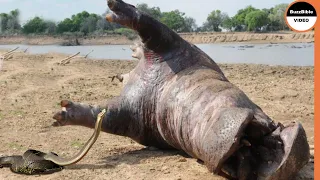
[52,0,310,179]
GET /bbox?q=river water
[0,43,314,66]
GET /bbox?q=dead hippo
[52,0,310,179]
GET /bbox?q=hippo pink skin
[52,0,310,179]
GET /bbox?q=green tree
[6,17,20,31]
[245,10,269,31]
[0,13,9,32]
[160,10,186,32]
[71,11,90,32]
[57,18,73,33]
[268,4,289,30]
[136,3,162,20]
[221,16,234,32]
[0,9,21,34]
[56,11,101,34]
[202,10,228,32]
[9,9,19,18]
[45,21,57,34]
[183,17,197,32]
[22,17,47,34]
[80,15,99,34]
[233,6,257,31]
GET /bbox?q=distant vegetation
[0,3,291,38]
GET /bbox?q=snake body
[0,109,106,175]
[0,150,63,175]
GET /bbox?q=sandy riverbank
[0,31,314,45]
[0,51,314,179]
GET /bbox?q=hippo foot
[52,100,99,128]
[220,122,309,180]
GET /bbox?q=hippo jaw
[217,121,310,179]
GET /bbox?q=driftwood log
[0,47,19,70]
[58,52,80,65]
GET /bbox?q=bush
[114,28,137,40]
[22,17,47,34]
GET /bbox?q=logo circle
[285,1,317,32]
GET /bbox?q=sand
[0,31,314,45]
[0,51,314,179]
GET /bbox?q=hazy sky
[0,0,292,25]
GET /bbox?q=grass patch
[10,110,25,117]
[71,140,84,148]
[8,142,24,150]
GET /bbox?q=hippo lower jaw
[218,121,309,179]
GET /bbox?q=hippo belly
[155,67,281,176]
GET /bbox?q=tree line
[0,3,290,37]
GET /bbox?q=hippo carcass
[52,0,310,179]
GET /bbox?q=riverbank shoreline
[0,31,314,45]
[0,41,314,67]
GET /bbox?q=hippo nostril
[61,111,67,117]
[107,0,117,10]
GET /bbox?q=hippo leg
[52,98,113,125]
[109,42,142,85]
[52,100,99,128]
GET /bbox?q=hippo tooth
[241,139,251,147]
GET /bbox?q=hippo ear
[60,100,73,108]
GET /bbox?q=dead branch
[108,74,124,82]
[24,48,29,53]
[84,50,94,58]
[3,47,19,56]
[59,52,80,65]
[0,47,19,62]
[4,54,13,60]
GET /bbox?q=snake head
[52,100,96,127]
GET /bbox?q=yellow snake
[43,109,107,166]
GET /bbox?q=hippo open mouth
[216,120,309,179]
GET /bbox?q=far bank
[0,31,314,46]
